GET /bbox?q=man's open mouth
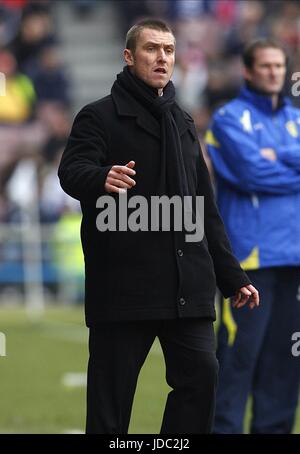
[154,68,167,74]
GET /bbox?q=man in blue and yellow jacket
[206,38,300,434]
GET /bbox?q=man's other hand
[232,284,260,310]
[261,148,277,161]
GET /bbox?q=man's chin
[263,85,283,95]
[253,88,281,97]
[149,82,168,91]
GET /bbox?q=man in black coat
[58,19,259,434]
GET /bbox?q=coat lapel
[112,85,195,141]
[173,104,197,141]
[135,111,160,139]
[112,86,160,139]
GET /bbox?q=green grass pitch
[0,306,299,434]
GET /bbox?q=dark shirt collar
[239,82,290,113]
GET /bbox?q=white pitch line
[63,429,85,434]
[62,372,87,388]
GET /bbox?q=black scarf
[112,66,189,199]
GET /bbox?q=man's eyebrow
[144,41,175,47]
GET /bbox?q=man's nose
[270,67,281,77]
[157,48,167,61]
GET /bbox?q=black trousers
[86,318,219,434]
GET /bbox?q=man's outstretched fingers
[105,161,136,193]
[107,178,132,189]
[109,170,136,186]
[126,160,135,168]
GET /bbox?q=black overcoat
[58,84,250,326]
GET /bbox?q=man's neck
[271,94,279,110]
[245,81,281,111]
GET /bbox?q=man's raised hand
[105,161,136,194]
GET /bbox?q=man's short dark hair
[243,38,288,69]
[125,19,175,53]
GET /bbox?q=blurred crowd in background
[0,0,300,302]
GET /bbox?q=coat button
[177,249,183,257]
[179,297,186,306]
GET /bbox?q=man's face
[244,47,286,95]
[124,28,175,90]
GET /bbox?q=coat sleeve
[277,144,300,170]
[195,139,251,298]
[207,111,300,194]
[58,106,112,203]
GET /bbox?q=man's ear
[124,49,134,67]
